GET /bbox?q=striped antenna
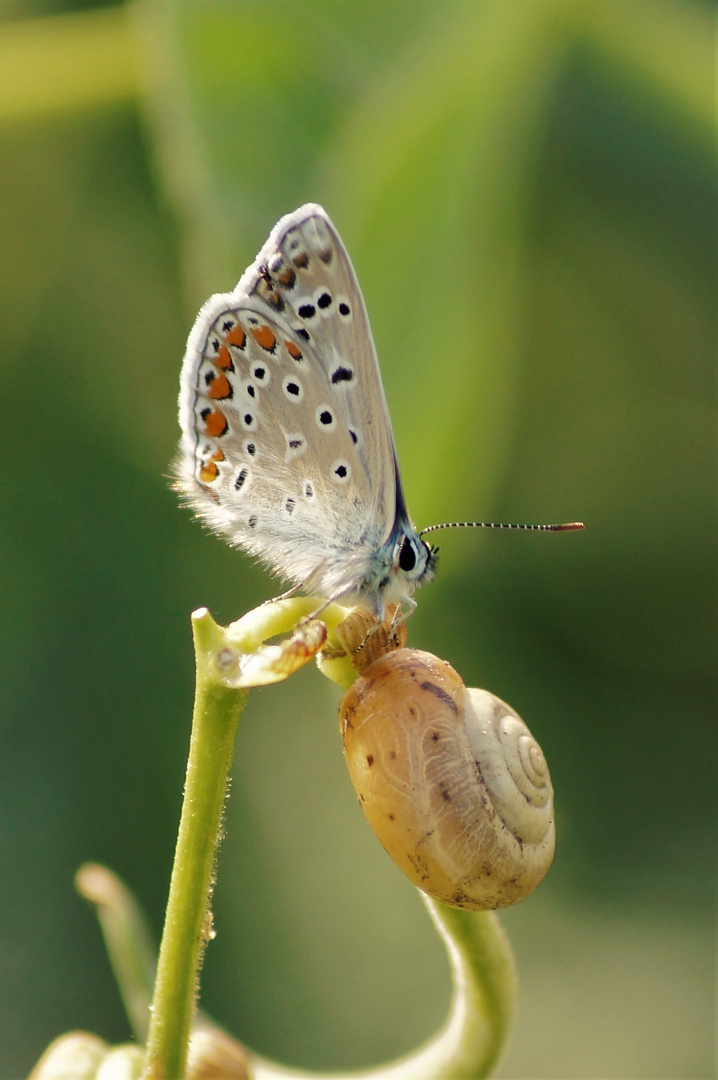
[420,520,585,536]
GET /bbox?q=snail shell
[339,649,555,910]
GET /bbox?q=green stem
[140,609,248,1080]
[420,899,517,1079]
[86,597,515,1079]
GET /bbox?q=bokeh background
[0,2,714,1077]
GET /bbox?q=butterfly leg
[391,596,416,629]
[352,599,411,655]
[261,582,304,607]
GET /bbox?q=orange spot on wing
[208,372,232,400]
[214,344,233,370]
[203,409,228,438]
[285,340,302,360]
[226,325,246,348]
[278,267,296,287]
[251,324,276,351]
[199,461,219,483]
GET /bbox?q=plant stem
[421,899,517,1079]
[77,596,516,1080]
[141,609,248,1080]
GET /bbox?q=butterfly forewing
[264,210,399,539]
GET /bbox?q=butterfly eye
[398,535,417,573]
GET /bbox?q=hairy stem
[141,609,248,1080]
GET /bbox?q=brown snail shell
[339,649,555,910]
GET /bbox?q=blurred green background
[0,2,714,1077]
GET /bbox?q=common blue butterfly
[177,205,582,619]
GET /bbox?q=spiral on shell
[339,648,555,911]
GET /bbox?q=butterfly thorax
[360,527,438,619]
[304,522,437,619]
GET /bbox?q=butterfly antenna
[420,520,585,537]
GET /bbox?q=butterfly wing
[177,204,404,601]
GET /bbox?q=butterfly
[177,204,583,622]
[177,204,436,621]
